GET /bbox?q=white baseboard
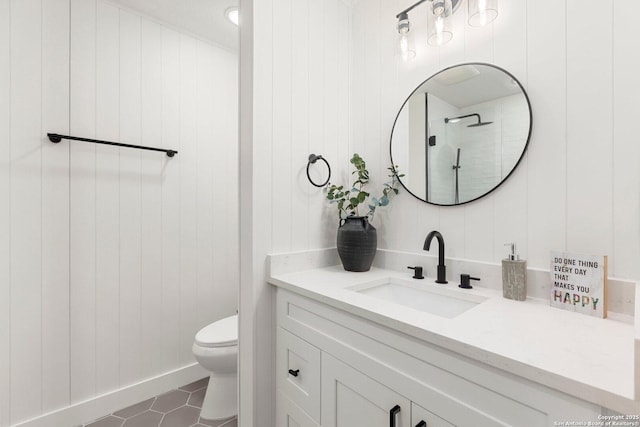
[12,363,208,427]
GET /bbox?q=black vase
[337,216,377,272]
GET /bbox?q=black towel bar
[47,133,178,157]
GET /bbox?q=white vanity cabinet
[275,288,602,427]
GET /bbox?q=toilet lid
[195,314,238,348]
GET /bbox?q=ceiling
[419,65,523,108]
[109,0,239,51]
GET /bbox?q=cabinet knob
[389,405,401,427]
[416,421,427,427]
[288,369,300,377]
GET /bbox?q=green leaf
[325,155,401,218]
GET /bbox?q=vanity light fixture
[225,7,239,26]
[396,0,498,61]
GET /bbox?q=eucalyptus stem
[324,153,403,220]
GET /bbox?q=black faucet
[423,231,447,284]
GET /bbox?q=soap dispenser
[502,243,526,301]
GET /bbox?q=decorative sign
[550,251,607,318]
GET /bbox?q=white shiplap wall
[349,0,640,279]
[0,1,238,425]
[241,0,351,425]
[270,0,352,254]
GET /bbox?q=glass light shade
[468,0,498,27]
[427,0,453,46]
[396,17,416,61]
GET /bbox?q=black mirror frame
[389,62,533,207]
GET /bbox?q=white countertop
[268,263,640,414]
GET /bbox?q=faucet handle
[407,266,424,280]
[459,274,480,289]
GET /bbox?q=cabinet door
[276,390,320,427]
[321,353,411,427]
[276,328,321,422]
[411,402,455,427]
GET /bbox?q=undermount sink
[348,278,486,318]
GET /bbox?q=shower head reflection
[444,113,492,127]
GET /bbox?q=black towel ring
[306,154,331,187]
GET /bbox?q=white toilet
[192,314,238,421]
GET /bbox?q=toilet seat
[195,314,238,348]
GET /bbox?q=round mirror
[390,63,532,206]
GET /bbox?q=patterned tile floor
[82,378,237,427]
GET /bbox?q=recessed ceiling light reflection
[225,7,239,26]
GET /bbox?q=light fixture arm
[396,0,462,19]
[396,0,430,18]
